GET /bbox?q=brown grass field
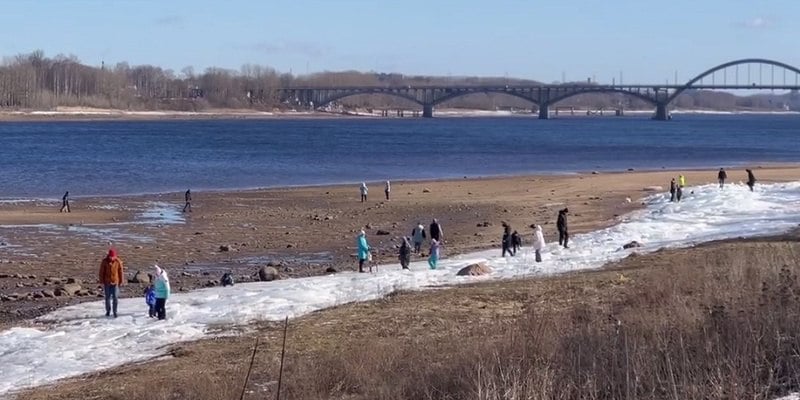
[17,232,800,400]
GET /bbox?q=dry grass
[18,236,800,400]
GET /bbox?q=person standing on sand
[412,222,426,253]
[428,238,440,269]
[557,208,569,249]
[399,237,411,270]
[532,225,545,262]
[60,191,70,213]
[357,230,370,273]
[182,189,192,213]
[360,182,368,203]
[152,265,170,320]
[384,180,391,201]
[669,178,677,202]
[98,248,124,318]
[501,224,513,257]
[718,168,727,189]
[679,175,686,188]
[429,218,443,243]
[746,169,757,192]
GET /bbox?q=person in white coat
[384,180,391,200]
[360,182,368,202]
[532,225,546,262]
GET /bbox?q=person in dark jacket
[676,185,683,202]
[182,189,192,213]
[429,219,443,242]
[746,169,757,192]
[669,178,677,202]
[557,208,569,248]
[501,224,513,257]
[399,237,412,269]
[60,191,70,213]
[718,168,727,189]
[511,230,521,254]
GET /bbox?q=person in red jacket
[98,248,125,318]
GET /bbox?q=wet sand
[1,166,798,323]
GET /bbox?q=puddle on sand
[181,252,334,277]
[0,239,39,257]
[0,223,154,244]
[242,252,334,266]
[137,202,185,225]
[64,225,154,243]
[0,201,184,247]
[182,262,256,277]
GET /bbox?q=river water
[0,115,798,198]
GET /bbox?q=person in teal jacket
[357,230,370,273]
[153,264,171,320]
[428,238,440,269]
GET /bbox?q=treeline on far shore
[1,50,798,112]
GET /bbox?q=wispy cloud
[738,16,773,29]
[248,41,329,58]
[154,15,183,27]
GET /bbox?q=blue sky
[1,0,797,83]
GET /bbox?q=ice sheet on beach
[1,182,800,396]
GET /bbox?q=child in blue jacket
[144,283,156,318]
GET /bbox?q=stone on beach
[129,271,150,284]
[457,262,492,276]
[258,266,279,282]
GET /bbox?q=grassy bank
[19,235,800,400]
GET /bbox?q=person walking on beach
[360,182,368,203]
[669,178,677,202]
[512,230,522,254]
[182,189,192,213]
[430,218,443,243]
[718,168,727,189]
[501,223,514,257]
[60,191,70,213]
[679,175,686,188]
[557,208,569,249]
[532,225,545,262]
[676,184,683,202]
[411,222,426,253]
[746,169,757,192]
[357,230,371,273]
[399,237,411,270]
[384,180,391,201]
[152,264,170,320]
[428,238,440,269]
[98,248,124,318]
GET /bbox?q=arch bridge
[278,59,800,120]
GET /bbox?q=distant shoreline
[2,163,798,201]
[0,106,798,122]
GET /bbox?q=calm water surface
[0,115,798,198]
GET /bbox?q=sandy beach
[1,165,798,325]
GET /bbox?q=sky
[0,0,798,84]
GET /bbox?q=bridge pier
[422,104,434,118]
[538,103,550,120]
[653,103,671,121]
